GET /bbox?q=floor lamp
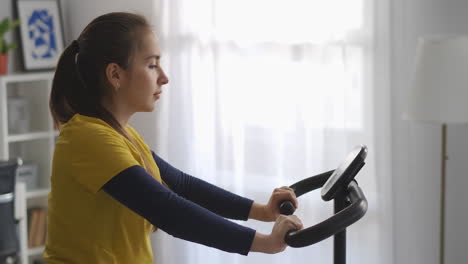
[405,36,468,264]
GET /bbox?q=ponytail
[49,40,83,129]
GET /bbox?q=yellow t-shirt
[44,113,161,263]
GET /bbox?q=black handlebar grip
[284,229,298,244]
[279,200,295,215]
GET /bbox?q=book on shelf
[27,207,47,248]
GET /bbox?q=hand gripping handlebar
[279,171,368,248]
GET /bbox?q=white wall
[391,0,468,263]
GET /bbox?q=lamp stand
[440,123,447,264]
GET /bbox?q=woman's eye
[149,65,158,69]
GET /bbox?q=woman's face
[119,30,169,112]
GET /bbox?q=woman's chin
[138,104,155,112]
[144,105,155,112]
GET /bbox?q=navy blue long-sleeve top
[102,151,256,255]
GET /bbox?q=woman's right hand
[250,215,304,254]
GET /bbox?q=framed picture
[14,0,65,71]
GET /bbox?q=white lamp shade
[405,36,468,124]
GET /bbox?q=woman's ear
[105,63,123,92]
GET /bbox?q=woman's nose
[158,69,169,85]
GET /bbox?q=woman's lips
[154,91,162,99]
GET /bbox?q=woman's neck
[102,99,133,128]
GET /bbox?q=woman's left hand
[262,186,298,222]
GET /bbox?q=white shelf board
[26,188,50,199]
[7,131,53,142]
[0,72,54,83]
[27,245,45,256]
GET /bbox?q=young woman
[45,12,303,263]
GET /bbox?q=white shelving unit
[0,72,55,264]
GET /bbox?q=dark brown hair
[49,12,150,134]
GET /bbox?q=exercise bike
[279,145,368,264]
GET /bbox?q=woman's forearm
[250,214,303,254]
[103,165,255,255]
[152,151,254,220]
[250,232,272,253]
[248,202,274,222]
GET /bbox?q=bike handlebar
[279,174,368,248]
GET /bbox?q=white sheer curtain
[151,1,392,264]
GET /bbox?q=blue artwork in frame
[15,0,64,71]
[29,9,59,60]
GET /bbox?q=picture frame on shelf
[14,0,65,71]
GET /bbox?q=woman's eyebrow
[145,55,160,60]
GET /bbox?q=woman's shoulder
[60,114,123,142]
[125,125,146,144]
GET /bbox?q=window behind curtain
[154,1,385,263]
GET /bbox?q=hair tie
[71,40,80,53]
